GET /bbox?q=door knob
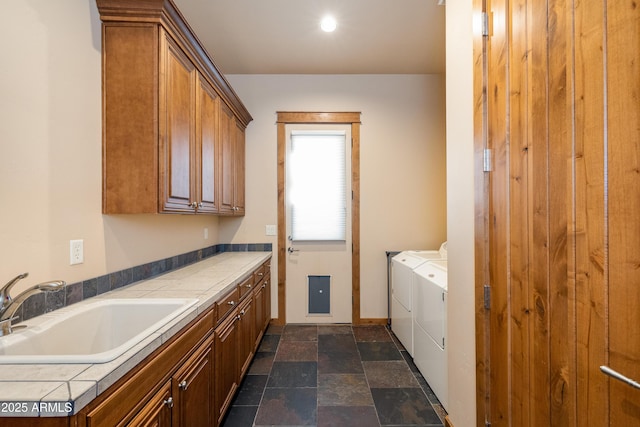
[287,247,299,254]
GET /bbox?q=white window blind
[289,131,347,241]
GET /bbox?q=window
[289,130,347,241]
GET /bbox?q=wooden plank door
[604,1,640,424]
[477,0,640,425]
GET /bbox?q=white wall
[223,74,447,319]
[446,0,477,426]
[0,0,220,294]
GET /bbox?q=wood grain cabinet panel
[233,122,246,216]
[214,311,239,425]
[196,75,220,213]
[172,340,213,427]
[238,296,254,379]
[253,279,265,351]
[218,102,235,215]
[218,103,246,216]
[127,380,173,427]
[159,34,197,213]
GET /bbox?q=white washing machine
[391,243,447,356]
[413,259,448,411]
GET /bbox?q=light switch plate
[265,225,277,236]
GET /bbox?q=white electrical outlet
[70,239,84,265]
[204,227,209,239]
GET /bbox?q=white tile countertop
[0,251,271,418]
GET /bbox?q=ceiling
[172,0,446,75]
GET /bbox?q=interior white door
[285,124,352,324]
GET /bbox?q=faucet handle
[1,273,29,299]
[0,316,19,337]
[0,316,19,324]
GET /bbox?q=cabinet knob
[262,283,266,289]
[198,202,203,208]
[190,201,198,209]
[246,284,252,288]
[227,301,235,306]
[240,309,245,315]
[164,397,174,408]
[258,272,264,277]
[179,380,188,390]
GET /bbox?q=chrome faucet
[0,272,66,336]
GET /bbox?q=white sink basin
[0,298,198,364]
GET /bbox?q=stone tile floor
[221,324,447,427]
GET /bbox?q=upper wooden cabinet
[97,0,252,215]
[234,122,246,216]
[218,104,246,216]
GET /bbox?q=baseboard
[356,318,388,325]
[444,415,454,427]
[268,318,388,326]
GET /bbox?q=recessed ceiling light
[320,15,337,32]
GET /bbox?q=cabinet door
[214,311,239,424]
[261,264,272,334]
[233,122,246,215]
[218,102,235,214]
[253,281,265,351]
[172,340,213,427]
[127,380,172,427]
[159,33,196,213]
[195,75,219,214]
[238,297,254,378]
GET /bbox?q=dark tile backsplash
[18,243,271,322]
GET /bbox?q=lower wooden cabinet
[214,309,239,425]
[128,380,173,427]
[172,340,213,427]
[238,296,255,379]
[253,269,271,350]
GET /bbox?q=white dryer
[391,243,447,356]
[413,259,448,410]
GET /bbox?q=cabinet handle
[164,397,174,408]
[179,380,188,391]
[236,314,241,321]
[227,301,235,306]
[262,283,266,289]
[246,284,252,289]
[258,272,264,277]
[240,309,245,315]
[189,201,198,209]
[198,202,203,208]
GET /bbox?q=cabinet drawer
[216,288,239,323]
[253,265,266,284]
[238,274,254,300]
